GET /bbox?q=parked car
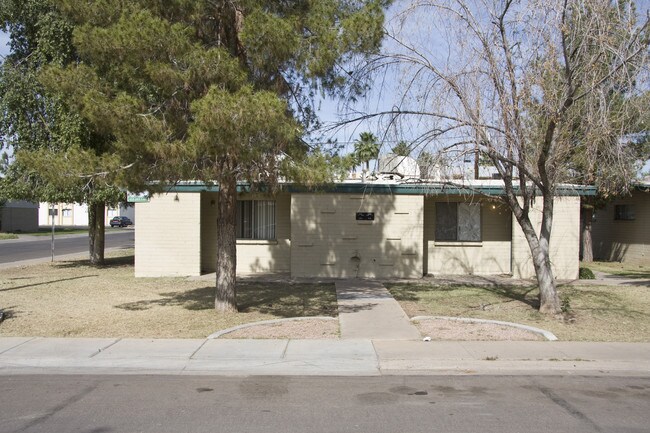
[110,216,133,228]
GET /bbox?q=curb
[411,316,558,341]
[207,316,338,339]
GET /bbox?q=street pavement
[0,230,134,267]
[2,374,649,433]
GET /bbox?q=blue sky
[0,31,9,58]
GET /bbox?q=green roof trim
[164,182,596,196]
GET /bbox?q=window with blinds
[236,200,276,240]
[435,202,481,241]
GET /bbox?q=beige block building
[591,185,650,264]
[135,193,201,277]
[290,193,423,278]
[134,182,590,280]
[511,196,581,279]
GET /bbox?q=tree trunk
[515,208,561,315]
[88,201,105,266]
[581,207,594,262]
[530,236,560,315]
[215,176,238,313]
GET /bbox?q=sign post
[49,205,58,261]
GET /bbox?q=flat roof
[163,180,596,196]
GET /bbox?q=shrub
[579,267,595,279]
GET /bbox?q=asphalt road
[0,230,134,264]
[1,375,648,433]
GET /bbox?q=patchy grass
[386,281,650,342]
[26,228,89,236]
[0,249,337,338]
[0,233,19,240]
[584,261,650,279]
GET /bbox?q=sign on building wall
[127,192,150,203]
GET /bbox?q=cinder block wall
[135,192,201,277]
[200,192,291,274]
[591,190,649,264]
[291,193,423,278]
[0,203,38,232]
[511,196,581,279]
[424,197,512,275]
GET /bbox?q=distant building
[38,202,135,227]
[0,200,39,232]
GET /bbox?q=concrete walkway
[573,271,650,287]
[335,280,421,340]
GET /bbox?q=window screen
[435,202,458,241]
[435,202,481,241]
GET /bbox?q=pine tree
[39,0,389,311]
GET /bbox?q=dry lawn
[0,250,337,338]
[387,280,650,342]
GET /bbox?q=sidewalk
[0,337,648,376]
[572,271,650,287]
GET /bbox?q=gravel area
[415,318,544,341]
[218,317,543,341]
[220,318,339,339]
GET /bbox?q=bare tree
[350,0,649,314]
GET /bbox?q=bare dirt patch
[220,319,339,339]
[415,318,543,341]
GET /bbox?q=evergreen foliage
[2,0,389,310]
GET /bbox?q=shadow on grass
[0,306,20,321]
[54,254,134,270]
[0,275,97,292]
[585,262,650,279]
[560,287,650,321]
[611,272,650,279]
[386,282,540,309]
[115,282,338,318]
[337,303,381,313]
[116,286,215,311]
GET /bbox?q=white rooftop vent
[378,154,421,179]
